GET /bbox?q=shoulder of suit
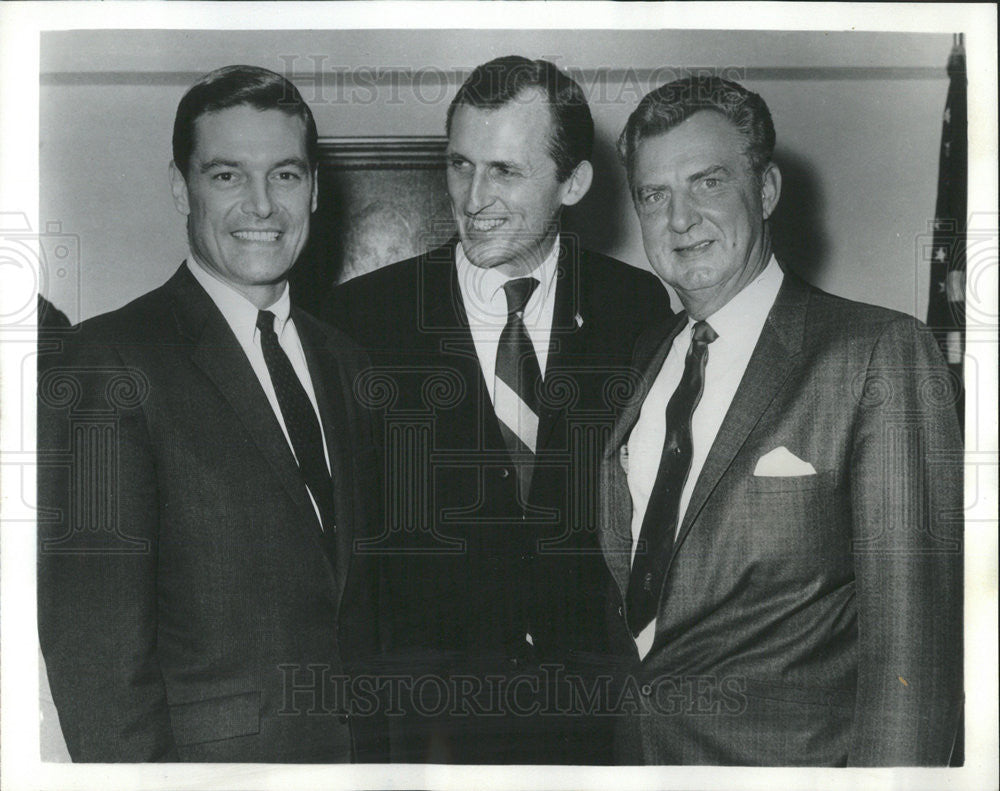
[575,248,654,282]
[322,243,456,341]
[574,248,673,319]
[334,242,452,295]
[293,306,368,361]
[632,311,685,364]
[324,244,449,317]
[70,276,178,346]
[788,274,929,338]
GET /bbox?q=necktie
[626,319,718,637]
[256,310,337,536]
[494,277,543,496]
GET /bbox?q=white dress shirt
[187,257,332,523]
[454,236,560,403]
[627,256,784,658]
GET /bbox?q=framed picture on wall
[292,136,454,316]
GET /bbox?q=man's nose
[465,170,496,214]
[666,191,699,234]
[242,178,274,218]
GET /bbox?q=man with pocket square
[599,76,963,765]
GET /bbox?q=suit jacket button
[500,468,510,479]
[338,714,350,725]
[641,684,653,697]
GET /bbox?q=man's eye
[212,172,237,183]
[448,158,469,171]
[274,171,302,181]
[703,177,720,189]
[641,190,664,205]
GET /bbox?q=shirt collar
[186,254,291,342]
[683,255,784,342]
[455,234,560,321]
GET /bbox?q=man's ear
[760,161,781,220]
[311,167,319,213]
[169,161,191,216]
[560,159,594,207]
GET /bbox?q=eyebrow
[688,164,729,181]
[271,157,310,171]
[198,157,310,173]
[199,158,241,173]
[445,150,523,171]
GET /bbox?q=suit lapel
[534,236,585,455]
[599,313,688,599]
[425,244,510,456]
[296,312,353,602]
[606,313,688,456]
[669,275,810,564]
[168,266,335,582]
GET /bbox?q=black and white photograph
[0,4,996,791]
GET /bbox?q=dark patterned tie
[494,277,543,496]
[626,319,718,637]
[256,310,337,535]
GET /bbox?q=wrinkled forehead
[634,111,753,179]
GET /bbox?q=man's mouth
[232,230,281,242]
[675,240,713,255]
[467,216,506,233]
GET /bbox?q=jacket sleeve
[37,337,178,761]
[848,317,964,765]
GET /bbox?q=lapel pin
[574,312,584,328]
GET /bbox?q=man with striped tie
[325,56,672,763]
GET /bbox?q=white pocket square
[753,446,816,477]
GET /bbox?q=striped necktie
[494,277,542,496]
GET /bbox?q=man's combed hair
[446,55,594,183]
[172,65,318,178]
[618,76,775,186]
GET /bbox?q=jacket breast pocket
[168,691,260,746]
[734,470,850,573]
[745,469,837,494]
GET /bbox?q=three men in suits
[600,76,963,765]
[324,56,671,763]
[37,66,384,762]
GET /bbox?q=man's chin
[461,239,516,271]
[462,240,548,275]
[238,250,298,279]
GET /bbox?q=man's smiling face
[445,89,582,277]
[170,104,317,307]
[632,109,780,317]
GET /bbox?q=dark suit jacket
[37,264,386,762]
[324,237,672,763]
[599,274,964,765]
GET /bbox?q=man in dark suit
[324,56,671,764]
[37,66,384,762]
[600,76,963,765]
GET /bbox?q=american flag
[925,34,967,427]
